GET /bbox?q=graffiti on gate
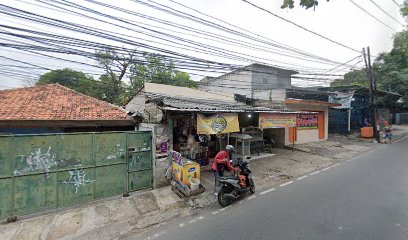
[129,155,150,169]
[62,170,95,193]
[14,147,57,176]
[105,144,125,161]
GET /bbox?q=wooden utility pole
[363,47,379,142]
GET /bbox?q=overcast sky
[0,0,405,90]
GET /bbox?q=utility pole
[363,47,379,142]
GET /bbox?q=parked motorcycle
[217,159,255,207]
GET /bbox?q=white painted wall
[253,89,286,101]
[198,65,293,99]
[198,68,253,97]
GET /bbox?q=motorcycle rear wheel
[249,179,255,194]
[218,188,232,207]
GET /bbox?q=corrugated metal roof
[144,82,235,102]
[158,96,309,114]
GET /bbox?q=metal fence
[0,131,152,219]
[396,113,408,125]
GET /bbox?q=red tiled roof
[0,84,130,121]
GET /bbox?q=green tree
[375,31,408,106]
[281,0,329,10]
[37,68,103,99]
[95,49,138,104]
[330,69,369,87]
[400,0,408,18]
[129,53,197,92]
[95,50,196,104]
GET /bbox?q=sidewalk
[2,127,408,240]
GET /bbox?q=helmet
[226,145,235,152]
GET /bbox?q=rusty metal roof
[158,96,308,114]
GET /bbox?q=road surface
[129,136,408,240]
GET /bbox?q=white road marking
[394,135,408,143]
[198,216,204,220]
[212,211,219,215]
[322,167,331,171]
[260,188,276,195]
[247,195,256,200]
[239,200,244,204]
[309,171,320,176]
[144,232,165,240]
[179,223,185,227]
[219,206,230,212]
[280,181,294,187]
[333,163,341,167]
[347,159,351,162]
[297,175,308,181]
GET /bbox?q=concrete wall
[126,93,146,117]
[125,93,163,123]
[252,89,287,101]
[139,123,172,188]
[198,65,292,100]
[284,105,329,146]
[198,69,252,97]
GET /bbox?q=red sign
[297,114,318,129]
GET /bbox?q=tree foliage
[37,68,103,99]
[94,50,196,105]
[95,49,138,104]
[330,69,369,87]
[400,0,408,18]
[375,31,408,107]
[281,0,329,10]
[129,53,197,91]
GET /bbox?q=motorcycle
[217,158,255,207]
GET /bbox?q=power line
[241,0,360,53]
[367,0,404,26]
[163,0,340,63]
[0,1,362,87]
[349,0,397,31]
[392,0,401,7]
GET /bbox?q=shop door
[288,127,297,143]
[318,112,325,139]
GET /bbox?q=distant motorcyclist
[212,145,238,196]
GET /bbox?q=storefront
[165,110,310,164]
[284,98,341,145]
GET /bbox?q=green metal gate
[0,131,152,219]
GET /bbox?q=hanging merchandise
[197,113,239,135]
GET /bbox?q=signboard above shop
[258,113,296,129]
[197,113,240,135]
[297,114,318,129]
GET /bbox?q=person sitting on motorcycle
[212,145,238,196]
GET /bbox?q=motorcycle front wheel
[218,188,232,207]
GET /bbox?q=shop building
[125,83,309,186]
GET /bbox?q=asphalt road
[130,136,408,240]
